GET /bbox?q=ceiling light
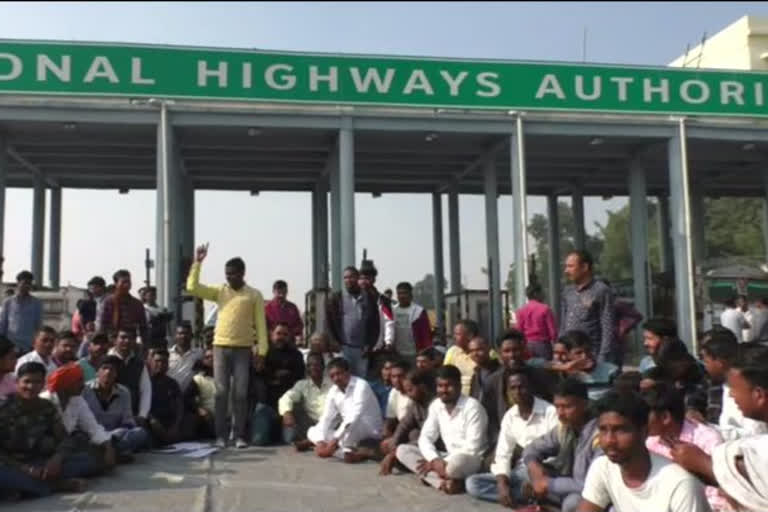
[247,127,262,137]
[118,188,129,194]
[63,123,77,131]
[425,132,439,142]
[372,192,382,198]
[742,142,756,151]
[588,137,604,146]
[250,190,260,196]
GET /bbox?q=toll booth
[305,288,331,342]
[444,289,510,348]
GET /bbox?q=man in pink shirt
[643,383,729,511]
[265,280,304,344]
[514,284,557,360]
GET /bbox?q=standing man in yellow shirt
[186,243,268,449]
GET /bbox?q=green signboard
[2,40,768,117]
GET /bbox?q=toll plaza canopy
[3,39,768,350]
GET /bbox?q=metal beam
[339,118,356,273]
[0,106,158,125]
[437,138,509,192]
[6,148,58,186]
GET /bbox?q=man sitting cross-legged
[395,364,488,495]
[306,357,383,463]
[280,352,332,450]
[466,367,559,507]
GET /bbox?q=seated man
[0,336,17,400]
[395,364,488,495]
[51,330,79,367]
[415,347,441,373]
[383,359,413,440]
[651,338,710,421]
[577,390,710,512]
[15,326,57,376]
[305,331,336,366]
[183,348,217,440]
[466,368,559,506]
[522,378,601,512]
[637,318,677,374]
[279,353,332,448]
[368,355,395,415]
[264,322,306,413]
[560,330,619,401]
[82,355,150,456]
[109,329,151,426]
[77,333,109,383]
[147,349,184,446]
[307,357,383,463]
[40,364,116,471]
[643,383,727,511]
[167,322,204,394]
[0,362,94,498]
[379,369,435,475]
[552,338,571,366]
[468,336,501,403]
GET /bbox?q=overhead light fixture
[425,132,439,142]
[250,190,260,196]
[372,192,382,198]
[118,188,129,194]
[63,122,77,131]
[588,137,604,146]
[742,142,756,151]
[247,127,263,137]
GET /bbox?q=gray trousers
[213,346,251,440]
[396,444,483,489]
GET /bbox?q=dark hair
[507,366,531,384]
[225,257,246,274]
[595,390,650,429]
[90,333,110,346]
[36,326,57,338]
[417,347,439,360]
[391,359,410,372]
[555,337,573,351]
[177,321,193,332]
[273,280,287,290]
[614,371,642,394]
[406,368,435,390]
[306,352,326,368]
[272,322,291,332]
[733,342,768,389]
[16,270,34,283]
[723,297,737,308]
[568,250,594,270]
[642,318,677,338]
[57,330,78,343]
[343,266,359,276]
[526,283,543,300]
[143,286,157,294]
[99,355,124,371]
[87,276,106,287]
[17,361,46,379]
[151,348,170,359]
[554,377,588,401]
[359,261,377,278]
[700,328,739,364]
[112,269,131,283]
[655,338,690,363]
[327,357,350,373]
[457,319,480,338]
[559,330,591,351]
[498,329,526,346]
[0,336,15,358]
[436,364,462,386]
[642,383,685,424]
[396,282,413,293]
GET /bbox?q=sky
[2,1,768,306]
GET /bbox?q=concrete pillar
[546,194,561,319]
[572,186,586,251]
[762,170,768,263]
[183,178,195,260]
[0,137,6,273]
[48,187,62,289]
[483,159,503,342]
[31,175,45,284]
[690,186,706,266]
[629,161,649,320]
[312,180,330,289]
[338,120,356,273]
[448,186,462,293]
[510,118,529,309]
[668,119,697,351]
[658,195,674,274]
[432,192,446,339]
[156,103,180,309]
[330,152,342,291]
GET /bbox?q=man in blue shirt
[0,271,42,353]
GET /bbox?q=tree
[705,197,765,263]
[411,273,447,310]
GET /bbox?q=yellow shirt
[443,345,499,396]
[277,377,332,421]
[186,262,268,355]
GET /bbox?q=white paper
[181,447,219,458]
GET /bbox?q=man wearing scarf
[97,270,147,344]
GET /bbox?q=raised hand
[195,243,209,263]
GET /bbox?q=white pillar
[31,175,45,284]
[330,153,342,290]
[668,119,697,351]
[484,159,503,342]
[338,119,356,274]
[510,117,529,309]
[432,192,446,338]
[448,186,462,293]
[156,103,180,308]
[49,187,62,289]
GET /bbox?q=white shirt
[719,385,768,441]
[314,376,383,441]
[168,345,204,392]
[108,348,152,418]
[15,350,57,376]
[419,394,488,462]
[491,397,559,476]
[39,390,111,445]
[720,308,748,343]
[385,387,413,421]
[393,304,416,356]
[582,454,712,512]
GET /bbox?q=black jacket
[326,289,381,349]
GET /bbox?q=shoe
[215,438,227,449]
[235,438,248,449]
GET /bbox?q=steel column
[629,161,649,319]
[156,103,180,308]
[0,137,6,276]
[330,152,342,290]
[31,175,45,283]
[448,186,462,293]
[339,119,356,273]
[49,187,61,289]
[572,186,586,251]
[483,159,503,342]
[510,117,529,309]
[432,192,446,339]
[546,194,561,319]
[657,195,674,274]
